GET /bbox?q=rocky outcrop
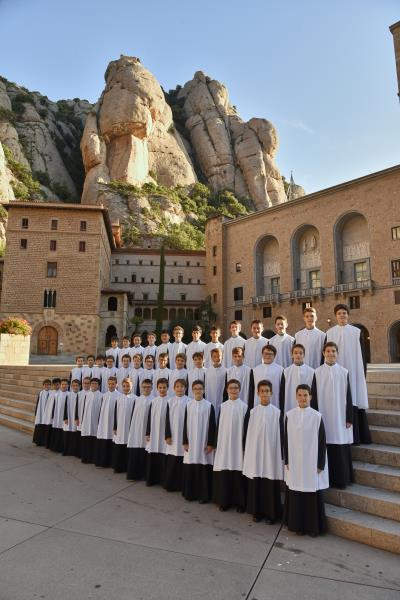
[177,71,287,210]
[80,56,197,204]
[0,142,15,201]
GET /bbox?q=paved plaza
[0,425,399,600]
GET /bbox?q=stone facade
[205,165,400,363]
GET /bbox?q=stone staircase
[0,364,399,554]
[325,367,400,554]
[0,365,71,434]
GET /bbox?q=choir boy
[227,346,252,405]
[152,352,170,395]
[80,378,102,464]
[69,356,84,388]
[252,344,284,409]
[130,353,144,396]
[42,378,60,448]
[169,353,188,395]
[106,336,120,368]
[62,378,80,456]
[187,351,206,398]
[49,378,69,453]
[204,326,224,368]
[118,336,132,364]
[143,332,157,363]
[130,333,144,359]
[94,376,121,468]
[101,355,118,393]
[164,379,189,491]
[117,353,132,390]
[186,325,206,371]
[92,355,105,391]
[281,344,315,413]
[145,378,169,486]
[32,378,51,446]
[156,329,172,367]
[205,348,227,417]
[244,320,266,368]
[126,379,153,480]
[295,307,326,368]
[112,378,136,473]
[268,315,295,368]
[169,325,187,370]
[75,376,91,457]
[82,355,95,379]
[223,321,245,368]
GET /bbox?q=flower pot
[0,334,30,365]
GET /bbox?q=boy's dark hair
[192,325,202,333]
[42,378,51,385]
[122,336,130,341]
[230,320,240,326]
[75,355,84,361]
[133,333,142,340]
[141,378,153,386]
[111,336,119,342]
[191,379,205,389]
[303,306,316,315]
[161,329,170,335]
[262,343,277,356]
[292,343,305,354]
[296,383,311,394]
[71,379,81,386]
[192,351,204,360]
[60,378,69,384]
[121,353,131,361]
[210,347,222,356]
[323,341,339,352]
[86,354,95,360]
[156,377,169,388]
[90,378,100,385]
[275,315,287,323]
[257,379,272,392]
[210,326,220,332]
[174,378,187,388]
[52,378,61,384]
[334,303,350,315]
[232,346,244,356]
[173,325,184,333]
[144,354,154,362]
[106,355,115,362]
[96,354,105,361]
[175,352,186,361]
[147,331,156,337]
[250,319,263,327]
[158,352,168,359]
[82,376,91,383]
[226,378,241,390]
[107,376,118,383]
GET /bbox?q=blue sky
[0,0,399,193]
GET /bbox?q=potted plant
[0,316,32,365]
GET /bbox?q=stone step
[0,414,33,435]
[352,444,400,468]
[0,397,37,413]
[352,461,400,492]
[0,404,35,424]
[326,504,400,554]
[368,396,400,411]
[0,385,40,401]
[370,425,400,446]
[366,369,400,384]
[0,381,45,395]
[325,483,400,522]
[367,383,400,398]
[367,409,400,427]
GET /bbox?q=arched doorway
[105,325,117,348]
[353,323,371,364]
[37,326,58,355]
[389,321,400,363]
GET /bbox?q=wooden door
[37,326,58,355]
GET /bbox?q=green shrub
[0,316,32,336]
[4,144,42,199]
[0,107,15,124]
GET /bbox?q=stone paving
[0,425,399,600]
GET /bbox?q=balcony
[393,277,400,286]
[333,279,373,293]
[290,287,324,301]
[251,293,281,305]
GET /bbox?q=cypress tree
[155,242,165,342]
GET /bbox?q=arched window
[254,235,280,297]
[292,225,321,291]
[143,308,151,320]
[186,308,194,320]
[108,296,118,311]
[169,308,176,321]
[334,213,370,286]
[389,321,400,363]
[134,307,143,317]
[105,325,117,347]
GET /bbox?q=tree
[155,243,165,342]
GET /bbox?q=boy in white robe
[312,341,354,488]
[138,355,155,390]
[169,325,187,371]
[33,378,51,446]
[92,355,105,391]
[145,378,169,486]
[327,303,371,445]
[186,325,206,371]
[117,354,132,390]
[182,380,216,503]
[63,379,80,456]
[49,378,69,453]
[156,329,172,368]
[268,315,295,368]
[94,376,121,468]
[42,378,61,449]
[223,320,246,368]
[82,355,95,380]
[295,307,326,369]
[252,344,284,409]
[69,356,84,389]
[112,378,136,473]
[212,379,248,512]
[284,384,328,536]
[152,352,170,395]
[187,352,206,398]
[75,377,91,457]
[164,379,189,492]
[243,380,283,523]
[130,333,144,359]
[244,320,266,368]
[118,336,132,364]
[126,379,153,480]
[106,337,120,368]
[143,331,157,363]
[227,346,252,405]
[205,348,227,417]
[169,353,188,396]
[101,356,118,393]
[204,326,224,368]
[80,378,102,464]
[281,344,315,413]
[130,354,144,396]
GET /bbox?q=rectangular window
[131,274,136,282]
[47,262,57,277]
[150,278,154,283]
[392,226,400,240]
[349,295,360,309]
[20,238,28,250]
[124,277,127,282]
[234,286,243,301]
[174,261,177,266]
[141,277,145,283]
[197,262,200,267]
[197,279,200,284]
[213,266,217,276]
[79,241,86,252]
[302,302,312,312]
[139,260,143,265]
[186,261,190,266]
[150,260,153,266]
[178,275,183,284]
[263,306,272,318]
[212,246,217,257]
[234,309,242,321]
[143,293,149,301]
[50,219,58,231]
[236,262,242,272]
[49,240,57,251]
[114,277,119,282]
[21,218,29,229]
[309,270,320,289]
[354,261,368,282]
[115,259,119,265]
[80,220,87,232]
[392,260,400,279]
[126,260,130,265]
[180,293,186,301]
[394,290,400,305]
[271,277,280,293]
[170,278,174,283]
[188,278,192,284]
[213,293,217,303]
[43,289,56,308]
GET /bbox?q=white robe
[169,368,188,396]
[76,389,89,431]
[118,346,132,365]
[91,366,104,387]
[80,391,102,437]
[52,390,69,428]
[244,337,267,368]
[106,347,120,368]
[314,363,353,444]
[130,345,144,359]
[327,324,368,409]
[146,395,168,454]
[295,327,326,369]
[63,391,78,432]
[166,395,189,457]
[82,366,95,380]
[152,367,170,395]
[285,406,329,492]
[113,393,136,445]
[252,362,283,409]
[69,366,83,386]
[268,333,295,368]
[117,366,132,390]
[142,345,157,363]
[186,340,207,371]
[205,365,227,417]
[187,367,206,398]
[130,367,144,395]
[223,336,246,368]
[214,398,247,471]
[183,399,214,465]
[138,367,154,389]
[203,341,224,368]
[34,390,50,425]
[42,390,56,425]
[243,403,283,480]
[226,364,252,405]
[169,341,187,369]
[97,390,120,440]
[101,367,117,393]
[127,394,153,448]
[283,363,315,413]
[156,342,172,367]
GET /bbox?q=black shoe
[236,506,245,514]
[252,515,261,523]
[309,532,317,538]
[265,518,275,525]
[199,499,207,504]
[296,531,305,536]
[219,505,227,512]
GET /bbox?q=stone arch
[333,212,370,284]
[388,320,400,363]
[37,326,58,355]
[105,324,117,347]
[291,224,321,290]
[31,319,64,354]
[108,296,118,311]
[254,234,280,296]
